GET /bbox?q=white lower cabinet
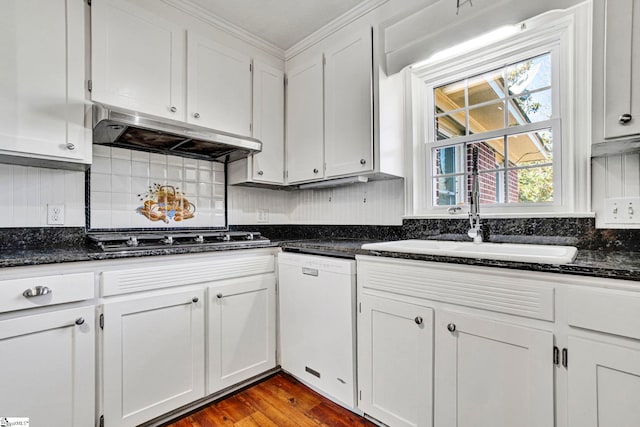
[0,306,95,427]
[434,311,554,427]
[207,274,276,393]
[568,337,640,427]
[102,288,206,427]
[357,294,433,427]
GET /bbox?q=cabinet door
[208,274,276,393]
[568,337,640,427]
[358,294,433,427]
[286,57,325,183]
[103,289,205,427]
[0,0,89,164]
[324,28,373,177]
[187,33,252,136]
[434,311,553,427]
[0,306,94,427]
[92,0,185,121]
[604,0,640,138]
[251,61,285,184]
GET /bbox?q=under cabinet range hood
[92,104,261,162]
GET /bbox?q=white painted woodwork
[603,0,640,139]
[324,28,373,178]
[101,253,275,296]
[285,56,325,183]
[358,257,555,321]
[592,153,640,228]
[91,0,185,120]
[187,33,252,136]
[434,311,554,427]
[0,306,95,427]
[228,61,285,185]
[357,293,433,427]
[568,337,640,427]
[278,253,357,409]
[0,272,94,314]
[0,0,90,167]
[102,288,205,427]
[207,274,276,393]
[568,285,640,340]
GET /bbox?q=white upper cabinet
[285,29,374,184]
[286,56,325,183]
[324,29,373,178]
[91,0,185,121]
[596,0,640,141]
[187,33,252,136]
[0,0,90,169]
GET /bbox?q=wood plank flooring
[164,373,377,427]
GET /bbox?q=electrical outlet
[604,197,640,224]
[257,209,269,223]
[47,204,65,225]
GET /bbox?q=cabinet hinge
[87,80,92,92]
[99,314,104,329]
[359,302,362,313]
[359,390,362,400]
[284,76,288,86]
[323,55,326,66]
[553,346,560,365]
[562,348,568,368]
[249,63,252,72]
[99,415,104,427]
[249,123,253,132]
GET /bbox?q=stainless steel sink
[361,240,578,265]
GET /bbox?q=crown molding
[285,0,389,60]
[161,0,286,59]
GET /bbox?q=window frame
[405,5,592,218]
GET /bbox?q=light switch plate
[47,204,65,225]
[257,209,269,223]
[604,197,640,224]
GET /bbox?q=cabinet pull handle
[66,142,76,150]
[192,297,199,303]
[257,170,264,176]
[193,112,200,119]
[414,316,423,325]
[302,267,319,277]
[447,323,456,332]
[360,158,366,165]
[75,317,85,326]
[562,348,568,368]
[313,168,319,174]
[170,106,177,113]
[619,113,632,124]
[216,293,223,299]
[22,286,52,298]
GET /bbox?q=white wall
[228,179,404,225]
[0,164,85,227]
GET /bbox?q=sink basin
[361,240,578,265]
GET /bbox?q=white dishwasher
[278,252,357,410]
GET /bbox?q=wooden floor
[164,373,377,427]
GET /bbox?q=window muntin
[430,52,556,207]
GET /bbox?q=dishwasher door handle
[302,267,319,277]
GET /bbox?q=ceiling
[188,0,370,50]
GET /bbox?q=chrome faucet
[468,146,482,243]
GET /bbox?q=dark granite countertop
[278,239,640,282]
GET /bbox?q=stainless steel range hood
[92,104,261,163]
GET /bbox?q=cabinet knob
[257,170,264,176]
[22,286,52,298]
[170,106,177,113]
[414,316,423,325]
[360,158,366,165]
[66,142,76,150]
[193,112,200,119]
[216,293,223,299]
[192,297,199,303]
[313,168,319,174]
[75,317,85,326]
[447,323,456,332]
[619,113,633,124]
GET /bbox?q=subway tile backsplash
[89,147,226,230]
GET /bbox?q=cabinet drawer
[568,285,640,340]
[0,272,94,314]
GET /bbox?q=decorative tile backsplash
[89,146,225,229]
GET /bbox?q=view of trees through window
[431,53,555,207]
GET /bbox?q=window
[407,5,592,217]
